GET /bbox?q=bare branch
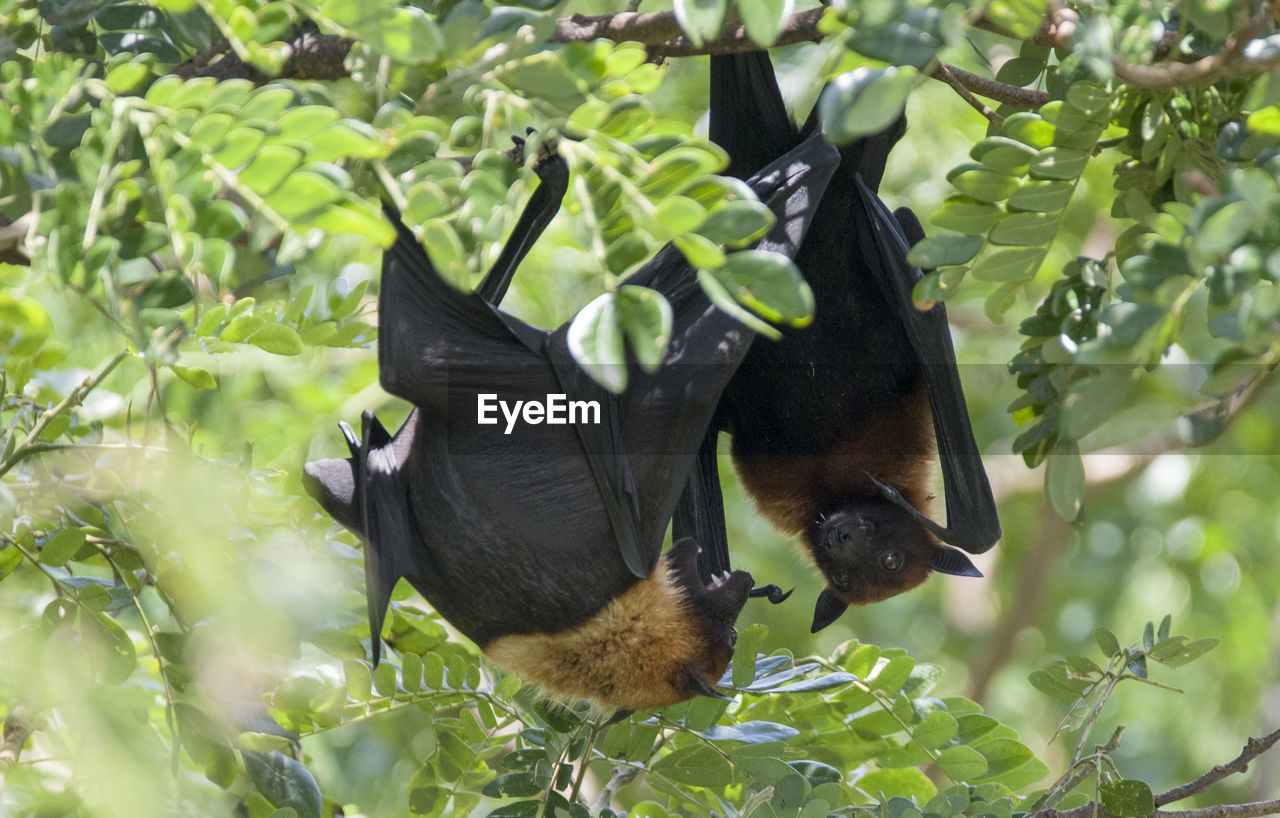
[1034,800,1280,818]
[931,63,1005,125]
[1112,0,1280,90]
[0,707,32,797]
[932,63,1050,111]
[0,212,33,266]
[1157,729,1280,806]
[0,349,131,478]
[637,8,826,58]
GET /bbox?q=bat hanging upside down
[674,51,1002,633]
[303,134,840,711]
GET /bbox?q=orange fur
[483,555,720,711]
[732,383,937,538]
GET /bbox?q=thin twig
[935,63,1049,110]
[1036,800,1280,818]
[1157,729,1280,806]
[0,707,32,797]
[1112,0,1280,91]
[931,63,1005,125]
[0,349,131,478]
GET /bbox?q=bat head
[665,537,754,698]
[806,500,982,632]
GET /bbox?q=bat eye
[880,550,904,572]
[729,628,738,647]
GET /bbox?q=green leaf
[849,8,944,68]
[697,199,774,248]
[358,7,442,63]
[988,212,1059,246]
[1066,81,1111,116]
[973,738,1034,777]
[1157,637,1219,667]
[1046,443,1084,520]
[1007,180,1073,212]
[344,659,374,701]
[672,0,727,46]
[930,198,1002,233]
[1002,112,1055,148]
[483,772,541,798]
[995,57,1046,86]
[1061,368,1130,440]
[1100,780,1155,817]
[1096,627,1121,657]
[699,721,799,743]
[239,145,303,195]
[247,324,303,356]
[1029,662,1090,705]
[172,364,216,389]
[971,136,1038,172]
[984,0,1046,38]
[264,171,341,220]
[820,66,918,144]
[106,62,149,93]
[946,163,1019,203]
[651,744,732,788]
[907,234,983,267]
[243,752,322,818]
[674,233,727,269]
[769,672,858,693]
[911,711,958,749]
[731,628,766,688]
[1029,148,1089,180]
[936,745,987,780]
[738,0,792,46]
[969,247,1043,282]
[41,528,86,567]
[713,250,814,326]
[615,285,673,374]
[567,293,627,393]
[854,767,936,802]
[655,195,707,238]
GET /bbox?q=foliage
[3,0,1280,814]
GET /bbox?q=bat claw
[749,584,793,604]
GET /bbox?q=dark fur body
[683,52,1000,629]
[304,134,840,708]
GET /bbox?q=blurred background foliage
[2,0,1280,814]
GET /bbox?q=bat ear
[810,588,848,633]
[685,668,730,700]
[933,546,983,578]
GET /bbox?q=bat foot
[749,584,793,604]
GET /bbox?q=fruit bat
[674,51,1001,634]
[303,133,840,711]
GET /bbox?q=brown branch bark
[169,7,1045,113]
[1112,0,1280,90]
[0,707,32,796]
[1036,800,1280,818]
[1156,729,1280,806]
[930,63,1049,112]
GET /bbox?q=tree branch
[1112,0,1280,90]
[1156,729,1280,806]
[0,707,32,797]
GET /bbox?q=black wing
[854,183,1001,553]
[670,51,808,587]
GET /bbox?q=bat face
[666,537,754,693]
[810,502,937,605]
[806,501,983,632]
